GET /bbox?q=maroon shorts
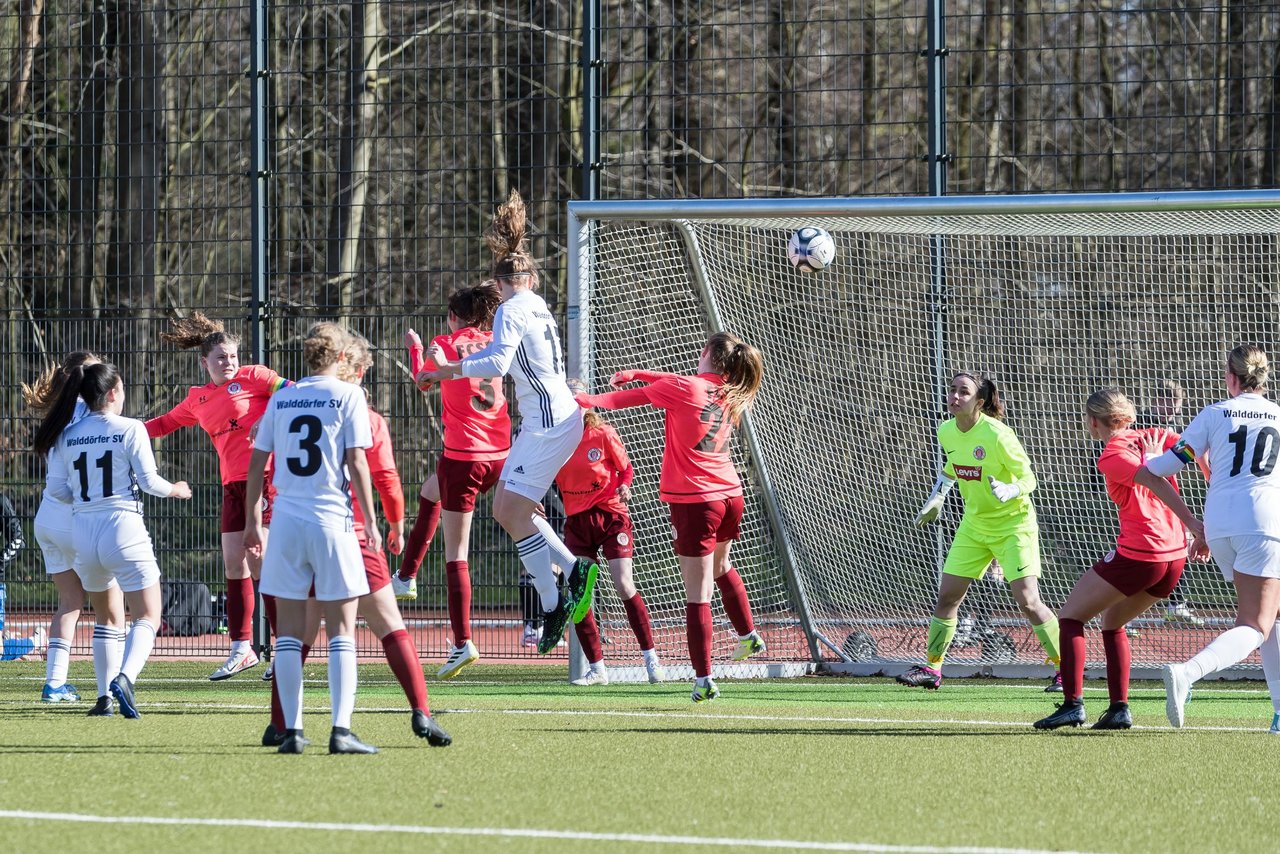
[221,479,275,534]
[358,531,391,594]
[437,455,503,513]
[669,495,745,558]
[1093,550,1185,598]
[564,507,635,560]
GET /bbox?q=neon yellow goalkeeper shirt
[937,414,1038,538]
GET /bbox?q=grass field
[0,661,1276,853]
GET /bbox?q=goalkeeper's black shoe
[262,722,285,747]
[538,592,572,655]
[412,709,452,747]
[566,558,600,624]
[895,664,942,689]
[1092,701,1133,730]
[1033,699,1086,730]
[329,728,378,755]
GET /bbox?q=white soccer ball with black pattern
[786,226,836,273]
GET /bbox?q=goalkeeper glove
[989,476,1021,503]
[914,476,956,528]
[1,536,23,566]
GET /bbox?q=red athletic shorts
[437,455,503,513]
[221,478,275,534]
[357,529,391,594]
[668,495,745,558]
[564,506,635,560]
[1093,550,1185,598]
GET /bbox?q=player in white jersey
[423,190,599,655]
[34,361,192,718]
[24,351,126,705]
[244,322,381,755]
[1138,344,1280,728]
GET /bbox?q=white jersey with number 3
[253,374,372,530]
[1174,393,1280,540]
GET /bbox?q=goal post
[568,190,1280,682]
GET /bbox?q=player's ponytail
[486,190,539,289]
[33,362,120,455]
[303,322,348,374]
[1228,343,1269,392]
[449,281,502,331]
[161,311,240,356]
[706,332,763,423]
[22,350,100,416]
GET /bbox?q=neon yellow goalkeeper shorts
[942,524,1042,582]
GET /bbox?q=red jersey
[146,364,288,485]
[1097,427,1186,561]
[412,328,511,462]
[352,407,405,534]
[556,421,633,516]
[584,373,741,504]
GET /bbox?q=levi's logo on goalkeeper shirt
[953,464,982,480]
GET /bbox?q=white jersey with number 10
[252,375,372,530]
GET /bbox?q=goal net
[568,191,1280,681]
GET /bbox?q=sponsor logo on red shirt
[954,464,982,480]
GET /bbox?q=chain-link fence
[3,0,1279,662]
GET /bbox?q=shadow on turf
[562,725,1061,737]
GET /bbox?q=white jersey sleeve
[460,301,526,379]
[55,412,172,513]
[125,420,176,498]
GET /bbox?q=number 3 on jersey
[287,414,324,477]
[1227,424,1280,477]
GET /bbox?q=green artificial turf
[0,661,1275,853]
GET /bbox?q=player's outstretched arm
[611,370,680,387]
[914,474,955,527]
[575,387,653,411]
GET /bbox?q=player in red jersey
[1033,388,1204,730]
[147,313,289,681]
[574,332,766,702]
[260,331,451,748]
[557,380,664,686]
[392,282,509,679]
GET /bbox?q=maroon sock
[623,592,655,650]
[686,602,713,678]
[270,642,311,731]
[262,593,278,633]
[574,608,603,663]
[399,497,442,580]
[714,568,754,636]
[445,560,471,644]
[381,628,429,713]
[1101,628,1131,704]
[226,577,255,642]
[1059,618,1086,702]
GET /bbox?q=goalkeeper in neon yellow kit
[897,372,1062,691]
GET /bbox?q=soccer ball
[787,226,836,273]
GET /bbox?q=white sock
[120,619,157,684]
[329,635,358,730]
[642,648,659,663]
[1259,622,1280,714]
[530,514,577,573]
[1185,625,1265,682]
[91,625,119,697]
[516,533,560,612]
[46,637,71,688]
[275,637,304,730]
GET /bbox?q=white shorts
[1207,535,1280,582]
[501,410,584,502]
[72,510,158,593]
[259,512,369,602]
[35,499,76,575]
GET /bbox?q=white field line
[0,700,1268,733]
[0,809,1106,854]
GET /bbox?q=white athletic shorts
[1207,535,1280,582]
[259,512,369,602]
[72,510,159,593]
[34,498,76,575]
[501,409,584,502]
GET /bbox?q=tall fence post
[248,0,271,658]
[581,0,601,202]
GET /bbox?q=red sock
[623,593,654,650]
[574,608,603,663]
[1101,628,1131,704]
[445,560,471,644]
[686,602,713,678]
[382,628,429,713]
[1059,618,1086,702]
[270,642,311,731]
[226,577,255,642]
[399,497,442,580]
[262,593,277,633]
[714,568,754,636]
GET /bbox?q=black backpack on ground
[160,580,215,636]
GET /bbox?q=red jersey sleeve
[602,423,631,473]
[145,393,200,438]
[355,409,405,527]
[577,386,655,410]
